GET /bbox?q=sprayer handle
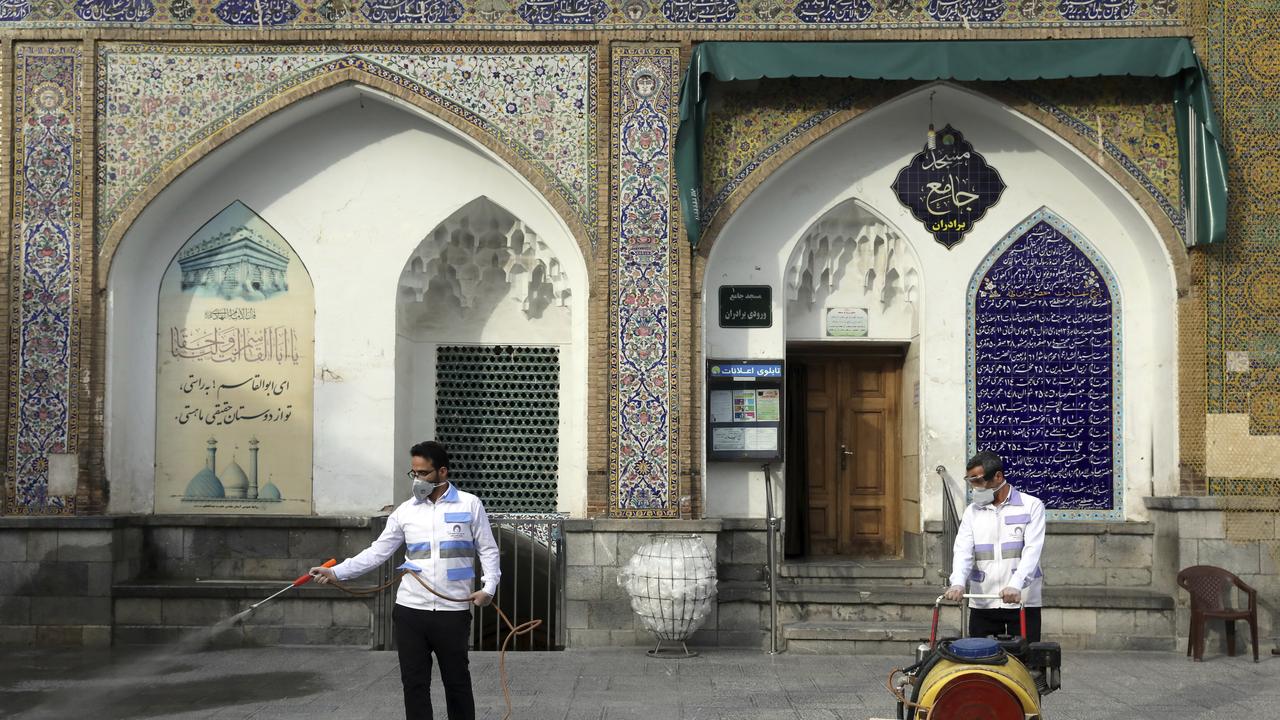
[293,558,338,587]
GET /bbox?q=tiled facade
[0,3,1275,524]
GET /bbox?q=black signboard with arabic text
[718,285,772,328]
[892,124,1006,249]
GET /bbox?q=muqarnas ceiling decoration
[891,124,1006,249]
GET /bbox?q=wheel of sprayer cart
[929,675,1025,720]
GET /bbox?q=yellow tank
[912,654,1042,720]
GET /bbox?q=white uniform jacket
[332,483,501,611]
[948,487,1046,609]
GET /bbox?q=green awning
[676,38,1226,248]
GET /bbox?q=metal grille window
[435,345,560,513]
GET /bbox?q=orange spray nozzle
[292,558,337,587]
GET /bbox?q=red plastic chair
[1176,565,1259,663]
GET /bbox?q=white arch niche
[106,83,590,516]
[394,196,577,513]
[701,81,1178,528]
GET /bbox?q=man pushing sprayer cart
[884,451,1063,719]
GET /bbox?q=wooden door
[799,352,902,557]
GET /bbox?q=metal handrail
[762,463,780,655]
[936,465,964,583]
[481,514,566,651]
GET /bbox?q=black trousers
[969,607,1042,644]
[393,604,474,720]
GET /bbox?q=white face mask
[972,480,1006,507]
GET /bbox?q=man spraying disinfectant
[310,440,500,720]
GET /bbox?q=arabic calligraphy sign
[155,201,313,514]
[968,211,1122,517]
[719,285,772,328]
[892,124,1006,250]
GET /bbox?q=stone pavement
[1,644,1277,720]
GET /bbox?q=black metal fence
[370,513,566,651]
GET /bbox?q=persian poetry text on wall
[968,209,1123,520]
[155,200,314,514]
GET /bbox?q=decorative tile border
[0,0,1184,29]
[1201,2,1280,432]
[966,207,1125,521]
[1008,80,1185,241]
[96,44,597,249]
[699,78,1183,243]
[609,45,681,517]
[6,44,82,515]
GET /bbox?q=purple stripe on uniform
[1008,489,1024,506]
[1004,514,1030,525]
[974,544,994,552]
[1002,541,1024,553]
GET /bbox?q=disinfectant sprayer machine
[886,593,1062,720]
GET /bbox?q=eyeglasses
[965,474,993,487]
[406,468,437,480]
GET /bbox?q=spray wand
[239,558,337,619]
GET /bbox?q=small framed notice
[826,307,869,337]
[719,286,772,328]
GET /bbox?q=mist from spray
[21,605,258,719]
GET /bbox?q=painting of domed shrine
[177,213,291,302]
[184,437,283,503]
[155,201,313,514]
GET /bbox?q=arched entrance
[701,82,1179,563]
[105,83,589,516]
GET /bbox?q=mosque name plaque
[706,360,784,463]
[892,124,1006,250]
[718,285,772,328]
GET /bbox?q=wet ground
[1,644,1277,719]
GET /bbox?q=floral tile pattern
[0,0,1183,27]
[7,45,82,515]
[699,78,1181,243]
[1202,2,1280,439]
[1003,77,1184,240]
[96,45,597,248]
[610,46,682,517]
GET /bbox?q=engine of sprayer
[891,635,1062,720]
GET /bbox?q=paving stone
[1196,539,1260,575]
[57,529,114,562]
[566,530,596,566]
[31,596,112,626]
[0,596,31,624]
[115,598,163,625]
[0,530,29,562]
[26,531,59,562]
[565,566,602,601]
[1094,535,1151,568]
[26,562,89,596]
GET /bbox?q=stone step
[778,560,927,580]
[721,581,1175,611]
[112,581,375,647]
[782,620,953,655]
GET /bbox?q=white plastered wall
[702,82,1179,524]
[106,84,589,516]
